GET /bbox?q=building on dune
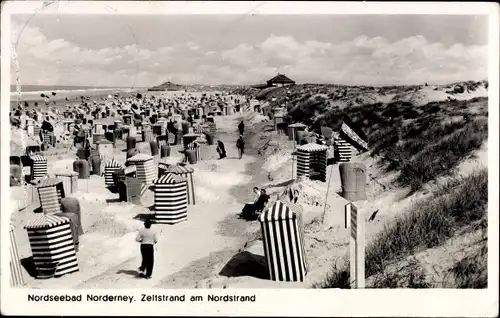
[251,74,296,89]
[266,74,296,87]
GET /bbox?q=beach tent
[157,162,196,205]
[273,110,286,132]
[96,140,113,160]
[194,137,210,161]
[186,141,201,162]
[153,173,188,224]
[334,135,353,163]
[296,143,328,182]
[156,135,169,148]
[193,123,210,135]
[142,123,154,142]
[206,121,216,135]
[182,133,200,150]
[104,159,124,187]
[259,199,308,282]
[25,214,79,279]
[126,153,157,185]
[36,178,65,214]
[54,171,78,195]
[287,123,307,142]
[30,155,48,180]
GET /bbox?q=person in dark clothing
[136,220,157,279]
[238,121,245,136]
[167,120,179,145]
[216,140,227,159]
[240,188,269,220]
[236,135,245,159]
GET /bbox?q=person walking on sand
[236,135,245,159]
[136,220,157,279]
[238,120,245,136]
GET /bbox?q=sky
[10,14,489,87]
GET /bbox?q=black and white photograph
[1,1,498,316]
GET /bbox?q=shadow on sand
[20,257,37,278]
[218,251,269,280]
[116,269,143,278]
[134,212,154,221]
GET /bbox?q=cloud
[10,21,488,87]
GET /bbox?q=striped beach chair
[30,155,48,180]
[259,200,308,282]
[186,142,201,162]
[104,159,124,187]
[25,214,79,278]
[158,162,196,205]
[334,136,352,163]
[206,122,216,135]
[36,178,65,214]
[126,153,157,185]
[153,173,188,224]
[42,131,55,146]
[296,143,329,182]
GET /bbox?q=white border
[1,1,498,317]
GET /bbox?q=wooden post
[347,202,365,288]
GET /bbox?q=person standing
[236,135,245,159]
[238,121,245,136]
[136,220,157,279]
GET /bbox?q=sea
[10,85,145,93]
[9,85,148,109]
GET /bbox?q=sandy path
[68,113,272,289]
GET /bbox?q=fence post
[347,202,365,288]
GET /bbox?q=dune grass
[318,169,488,288]
[396,119,488,192]
[315,97,488,192]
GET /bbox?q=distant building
[251,74,296,89]
[266,74,296,87]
